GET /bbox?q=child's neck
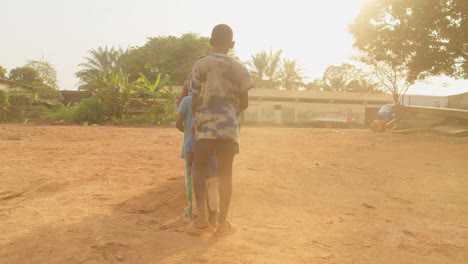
[212,46,229,55]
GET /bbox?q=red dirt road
[0,125,467,263]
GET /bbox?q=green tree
[350,0,468,80]
[73,98,108,124]
[9,67,41,85]
[265,50,283,88]
[120,33,211,85]
[7,92,34,121]
[247,50,269,87]
[346,79,382,94]
[0,90,8,121]
[25,59,59,89]
[321,63,382,93]
[134,73,176,123]
[8,65,62,103]
[305,79,325,91]
[94,68,134,119]
[359,54,410,121]
[247,49,284,89]
[75,46,128,92]
[32,83,64,102]
[281,59,305,90]
[0,65,7,79]
[322,64,361,92]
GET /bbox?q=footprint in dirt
[36,181,70,193]
[90,241,141,263]
[0,190,27,201]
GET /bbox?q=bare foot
[184,221,211,236]
[209,211,218,227]
[216,221,236,236]
[194,218,209,229]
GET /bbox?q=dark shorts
[193,139,238,180]
[194,139,238,158]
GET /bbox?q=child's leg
[215,140,236,230]
[184,160,193,219]
[206,176,220,212]
[192,139,215,228]
[191,180,198,218]
[206,176,220,226]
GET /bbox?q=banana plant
[134,72,176,123]
[95,68,134,119]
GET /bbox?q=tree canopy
[350,0,468,81]
[25,59,59,89]
[7,66,63,102]
[322,63,361,92]
[282,59,304,90]
[247,49,305,90]
[306,63,382,94]
[9,66,41,85]
[75,46,128,92]
[120,33,211,85]
[0,65,7,79]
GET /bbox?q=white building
[244,89,392,126]
[403,94,449,108]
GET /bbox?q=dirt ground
[0,125,467,264]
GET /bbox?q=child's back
[189,24,252,234]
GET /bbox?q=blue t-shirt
[185,133,218,177]
[178,95,194,159]
[377,104,394,120]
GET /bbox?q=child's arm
[191,93,199,114]
[186,152,194,176]
[239,91,249,112]
[175,113,185,132]
[176,81,189,107]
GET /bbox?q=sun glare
[228,0,364,79]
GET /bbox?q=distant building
[244,89,393,126]
[60,90,92,106]
[403,94,449,108]
[448,92,468,110]
[0,78,34,93]
[401,92,468,110]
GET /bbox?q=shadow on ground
[0,177,218,264]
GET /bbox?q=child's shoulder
[181,95,192,104]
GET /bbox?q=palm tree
[281,59,304,90]
[265,49,283,88]
[247,51,269,86]
[75,46,128,92]
[247,49,283,89]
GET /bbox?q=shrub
[73,98,107,124]
[120,115,152,126]
[8,92,34,121]
[25,106,49,120]
[44,104,75,123]
[0,90,9,122]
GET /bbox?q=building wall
[448,92,468,110]
[403,95,449,108]
[245,100,381,126]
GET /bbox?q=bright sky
[2,0,467,95]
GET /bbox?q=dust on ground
[0,125,467,264]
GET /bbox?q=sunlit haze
[2,0,467,95]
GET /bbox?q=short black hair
[211,24,233,44]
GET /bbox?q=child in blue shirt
[175,94,195,218]
[185,131,220,227]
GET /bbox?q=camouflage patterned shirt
[190,53,252,143]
